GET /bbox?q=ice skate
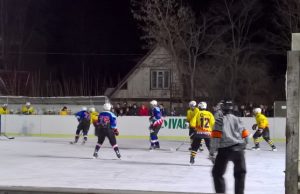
[190,156,195,165]
[69,141,77,144]
[149,145,155,151]
[115,150,121,159]
[93,152,98,159]
[251,145,260,151]
[81,140,86,145]
[272,146,277,152]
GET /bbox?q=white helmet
[26,102,31,106]
[150,100,158,106]
[89,107,95,112]
[198,102,207,110]
[189,100,197,108]
[103,103,112,111]
[253,108,261,115]
[82,106,87,111]
[2,103,7,107]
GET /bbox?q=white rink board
[0,115,286,139]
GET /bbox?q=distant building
[106,46,186,113]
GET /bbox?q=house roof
[107,46,157,98]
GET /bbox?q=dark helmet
[221,100,234,114]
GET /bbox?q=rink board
[0,137,285,194]
[0,115,286,140]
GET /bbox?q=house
[106,46,185,114]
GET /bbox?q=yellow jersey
[186,107,200,127]
[193,110,215,133]
[0,107,9,114]
[21,106,35,115]
[255,113,269,129]
[90,111,99,125]
[59,110,69,115]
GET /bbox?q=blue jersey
[151,107,162,121]
[98,111,117,129]
[75,110,90,122]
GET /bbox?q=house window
[151,70,170,89]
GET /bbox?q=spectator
[115,103,122,116]
[21,102,35,115]
[170,108,177,116]
[138,104,149,116]
[246,102,254,116]
[129,104,139,116]
[125,107,131,115]
[119,108,124,116]
[0,104,9,114]
[59,106,69,115]
[159,104,167,116]
[122,102,128,113]
[233,104,240,117]
[239,105,247,117]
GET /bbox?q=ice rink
[0,136,285,194]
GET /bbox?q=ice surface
[0,137,285,194]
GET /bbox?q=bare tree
[271,0,300,52]
[203,0,272,102]
[131,0,221,100]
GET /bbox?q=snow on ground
[0,137,285,194]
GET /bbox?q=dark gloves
[252,124,257,130]
[113,128,119,136]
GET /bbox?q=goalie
[93,103,121,159]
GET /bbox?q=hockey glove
[257,128,263,133]
[113,128,119,136]
[252,124,257,130]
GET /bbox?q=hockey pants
[149,124,161,147]
[75,120,90,142]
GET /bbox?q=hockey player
[186,100,200,151]
[21,102,35,115]
[252,108,277,151]
[149,100,164,150]
[0,104,9,114]
[70,107,91,144]
[93,103,121,159]
[189,101,215,165]
[210,100,250,194]
[89,107,99,127]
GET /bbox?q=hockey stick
[175,141,186,151]
[2,133,14,139]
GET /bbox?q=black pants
[191,134,210,151]
[253,127,270,142]
[76,119,90,136]
[97,128,117,146]
[212,146,246,194]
